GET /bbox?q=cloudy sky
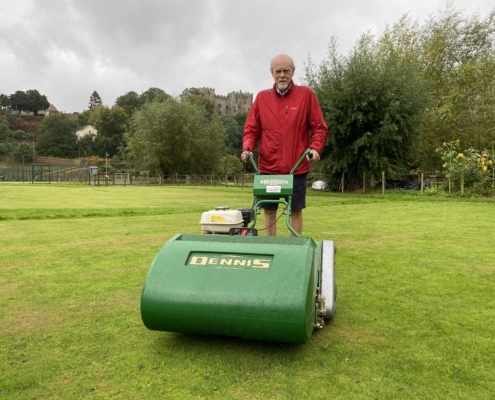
[1,0,493,113]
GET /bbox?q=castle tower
[198,88,253,115]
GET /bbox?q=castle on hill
[198,88,252,115]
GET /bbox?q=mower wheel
[321,240,337,321]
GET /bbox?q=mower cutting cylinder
[141,234,326,344]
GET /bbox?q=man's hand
[307,149,320,162]
[241,151,251,163]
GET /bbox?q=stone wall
[198,88,253,115]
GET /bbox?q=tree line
[305,5,495,189]
[1,5,494,188]
[0,90,49,116]
[0,87,247,175]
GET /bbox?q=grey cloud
[1,0,494,111]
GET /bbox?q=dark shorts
[258,173,307,211]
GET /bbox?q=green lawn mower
[140,149,337,344]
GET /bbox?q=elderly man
[241,54,328,236]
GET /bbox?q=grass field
[1,184,494,399]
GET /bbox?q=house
[44,103,59,116]
[76,125,97,140]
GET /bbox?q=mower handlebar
[290,148,313,174]
[243,151,259,175]
[244,148,313,176]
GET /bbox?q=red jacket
[243,83,328,174]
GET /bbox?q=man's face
[271,58,294,93]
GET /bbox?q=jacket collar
[273,82,295,97]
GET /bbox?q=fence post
[460,169,464,197]
[382,171,385,194]
[341,173,344,194]
[97,173,100,186]
[421,172,424,194]
[362,172,366,194]
[225,175,228,188]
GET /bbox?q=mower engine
[200,206,254,234]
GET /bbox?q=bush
[436,140,494,195]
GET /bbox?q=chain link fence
[0,160,90,183]
[1,160,450,192]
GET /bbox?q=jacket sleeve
[242,96,261,153]
[308,90,328,154]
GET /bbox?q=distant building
[198,88,252,116]
[44,103,59,116]
[76,125,97,140]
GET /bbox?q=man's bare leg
[264,209,277,236]
[290,209,303,236]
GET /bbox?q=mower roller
[140,149,337,344]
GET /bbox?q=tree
[233,111,248,130]
[9,90,49,114]
[305,34,428,190]
[37,114,78,158]
[0,115,9,141]
[9,91,29,113]
[181,88,216,120]
[0,94,10,109]
[219,114,242,155]
[151,92,172,104]
[181,87,201,98]
[88,91,103,110]
[188,95,216,120]
[417,6,495,167]
[93,105,129,157]
[115,91,141,116]
[219,154,243,175]
[76,133,98,157]
[139,87,170,105]
[25,89,49,115]
[77,110,93,127]
[125,97,225,176]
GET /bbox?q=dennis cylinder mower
[140,149,337,344]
